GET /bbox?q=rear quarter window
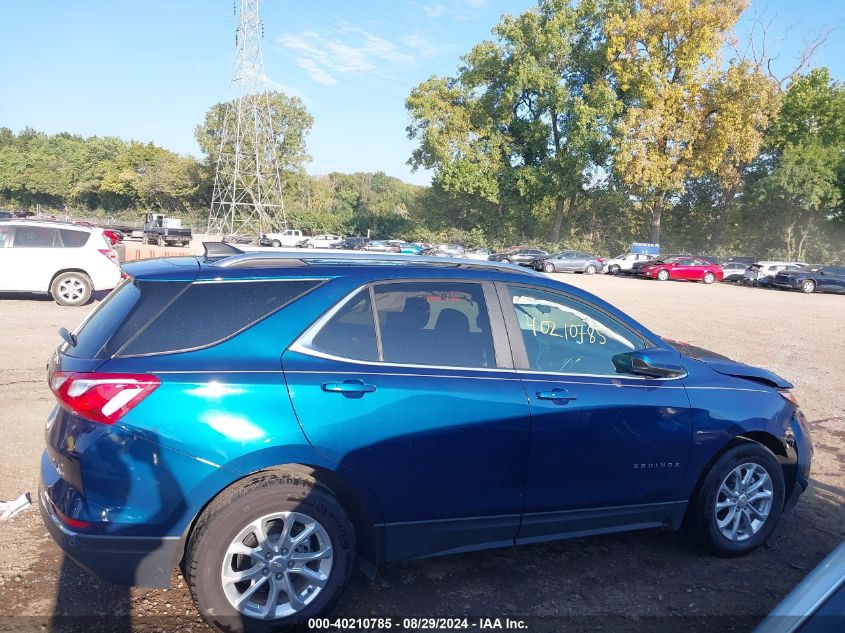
[68,278,321,358]
[58,229,91,247]
[119,279,321,356]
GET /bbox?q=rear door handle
[322,380,376,394]
[536,388,576,403]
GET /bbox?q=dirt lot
[0,271,842,633]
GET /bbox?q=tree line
[1,0,843,262]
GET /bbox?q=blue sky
[1,0,843,186]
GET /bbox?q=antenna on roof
[203,241,244,259]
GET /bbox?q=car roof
[0,219,98,232]
[122,245,545,283]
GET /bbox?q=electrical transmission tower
[207,0,287,240]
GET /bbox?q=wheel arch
[49,268,92,294]
[178,462,383,577]
[683,432,790,528]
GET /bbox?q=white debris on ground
[0,492,31,521]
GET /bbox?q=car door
[818,266,845,293]
[5,225,60,292]
[498,282,692,543]
[282,280,531,561]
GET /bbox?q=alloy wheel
[658,269,669,281]
[714,462,774,543]
[58,276,86,304]
[220,511,334,620]
[544,262,555,273]
[585,265,596,275]
[802,280,815,293]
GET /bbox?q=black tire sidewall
[51,272,92,306]
[695,444,785,556]
[187,476,354,633]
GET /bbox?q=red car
[640,256,723,284]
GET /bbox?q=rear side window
[374,282,495,368]
[120,280,321,356]
[310,288,378,361]
[12,225,58,247]
[0,226,10,247]
[58,229,90,247]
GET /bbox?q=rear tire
[501,258,510,264]
[271,240,281,248]
[703,272,716,284]
[186,471,355,632]
[688,443,784,556]
[585,264,597,275]
[157,235,165,247]
[50,272,92,307]
[801,280,815,294]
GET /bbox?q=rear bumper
[38,482,180,588]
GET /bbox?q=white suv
[604,252,652,274]
[0,221,122,306]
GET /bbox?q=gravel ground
[0,271,842,633]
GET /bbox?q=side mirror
[612,349,686,379]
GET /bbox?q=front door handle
[322,380,376,394]
[536,388,576,403]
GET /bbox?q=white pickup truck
[261,229,306,247]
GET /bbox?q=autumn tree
[606,0,779,243]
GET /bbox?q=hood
[663,339,793,389]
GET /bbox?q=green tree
[605,0,779,243]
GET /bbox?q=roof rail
[209,249,541,275]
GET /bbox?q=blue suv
[40,245,812,630]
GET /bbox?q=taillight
[597,258,605,263]
[778,389,799,408]
[98,248,119,266]
[49,372,160,425]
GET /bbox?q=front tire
[657,269,670,281]
[689,443,784,556]
[186,471,355,632]
[802,280,815,294]
[271,240,281,248]
[544,262,555,273]
[50,272,92,306]
[609,264,621,275]
[157,235,165,247]
[501,258,510,264]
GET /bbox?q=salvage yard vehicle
[537,250,605,274]
[143,213,192,247]
[261,228,306,248]
[742,261,805,287]
[604,252,652,275]
[773,265,845,294]
[0,220,121,306]
[489,247,547,265]
[640,257,724,284]
[40,246,812,629]
[299,234,343,249]
[721,261,748,283]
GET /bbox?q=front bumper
[39,482,180,588]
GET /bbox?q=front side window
[506,285,645,375]
[12,226,58,247]
[0,226,10,247]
